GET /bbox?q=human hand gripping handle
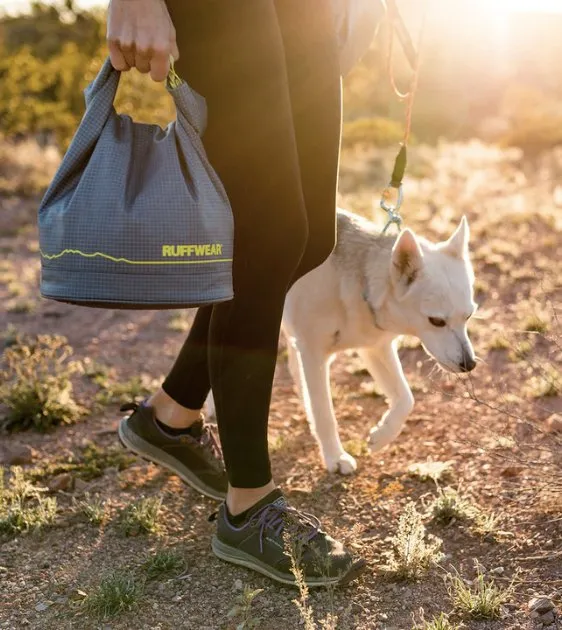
[107,0,179,82]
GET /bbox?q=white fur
[207,210,477,475]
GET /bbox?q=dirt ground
[0,142,561,629]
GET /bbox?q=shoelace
[120,401,224,467]
[249,502,321,554]
[196,422,223,465]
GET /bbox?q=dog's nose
[459,355,476,372]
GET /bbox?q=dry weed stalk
[387,502,443,581]
[429,293,561,498]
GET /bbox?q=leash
[380,0,429,234]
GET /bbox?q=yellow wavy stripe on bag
[40,249,232,265]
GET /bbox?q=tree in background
[1,0,562,154]
[0,1,173,148]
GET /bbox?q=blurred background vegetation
[1,0,562,156]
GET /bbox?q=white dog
[208,209,477,475]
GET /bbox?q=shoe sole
[211,536,367,587]
[118,417,226,502]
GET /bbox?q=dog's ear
[390,228,424,298]
[440,215,469,259]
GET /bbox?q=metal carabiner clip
[380,183,404,234]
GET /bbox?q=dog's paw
[324,452,358,475]
[368,427,392,452]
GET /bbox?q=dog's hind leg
[285,336,304,399]
[297,344,358,475]
[357,340,414,452]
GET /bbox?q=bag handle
[38,57,209,213]
[84,57,207,136]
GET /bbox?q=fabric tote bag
[38,57,234,309]
[332,0,384,76]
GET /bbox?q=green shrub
[430,487,478,525]
[0,467,57,534]
[29,442,136,484]
[502,115,562,156]
[0,335,84,432]
[75,493,107,525]
[118,497,163,537]
[143,550,185,580]
[448,566,513,620]
[387,502,443,581]
[412,610,463,630]
[500,85,562,156]
[342,117,406,149]
[84,570,142,619]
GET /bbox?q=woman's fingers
[135,48,152,74]
[108,39,129,71]
[106,0,178,81]
[150,50,170,83]
[170,38,179,62]
[120,39,136,71]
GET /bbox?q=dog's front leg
[357,340,414,451]
[297,344,357,475]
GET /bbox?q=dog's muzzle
[459,353,476,372]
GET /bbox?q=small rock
[529,597,554,614]
[491,566,505,575]
[233,579,243,591]
[1,444,36,466]
[501,466,524,478]
[35,601,51,612]
[546,414,562,433]
[48,473,73,492]
[539,611,555,625]
[74,478,90,493]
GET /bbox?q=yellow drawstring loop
[167,55,182,89]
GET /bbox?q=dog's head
[383,217,477,373]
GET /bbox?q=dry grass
[75,493,107,525]
[0,335,84,432]
[118,497,163,537]
[84,570,142,620]
[386,502,443,581]
[412,610,463,630]
[226,586,264,630]
[429,487,479,525]
[447,565,514,620]
[0,467,57,534]
[0,140,561,628]
[142,549,185,580]
[0,137,59,197]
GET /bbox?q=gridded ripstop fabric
[38,58,234,309]
[331,0,383,76]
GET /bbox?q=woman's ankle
[226,481,276,516]
[148,388,202,428]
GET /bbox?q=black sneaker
[211,489,366,587]
[118,401,227,501]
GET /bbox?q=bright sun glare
[481,0,562,15]
[4,0,562,13]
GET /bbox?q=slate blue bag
[332,0,383,76]
[38,58,234,309]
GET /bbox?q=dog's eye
[428,317,447,328]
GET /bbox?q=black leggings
[162,0,341,488]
